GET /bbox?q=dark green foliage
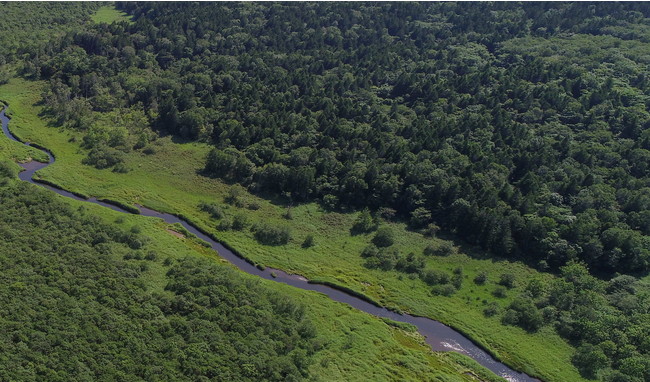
[252,222,291,245]
[432,242,454,257]
[302,234,315,248]
[502,298,544,332]
[112,162,129,173]
[474,271,488,285]
[225,185,246,207]
[0,182,316,381]
[361,244,379,258]
[199,201,224,219]
[572,344,609,379]
[231,213,248,231]
[423,244,436,256]
[492,287,507,298]
[395,252,425,274]
[372,227,395,248]
[364,247,400,271]
[420,269,451,286]
[0,161,15,178]
[27,2,650,279]
[0,3,100,63]
[82,144,125,169]
[351,208,377,234]
[452,273,463,290]
[498,273,516,289]
[483,302,500,317]
[217,218,232,231]
[432,284,457,297]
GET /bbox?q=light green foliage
[91,5,133,24]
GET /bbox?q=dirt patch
[166,229,185,239]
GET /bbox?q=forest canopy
[0,179,317,381]
[29,2,650,279]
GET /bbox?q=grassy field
[91,4,133,24]
[0,76,586,382]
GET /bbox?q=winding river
[1,108,538,382]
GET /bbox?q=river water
[1,108,539,382]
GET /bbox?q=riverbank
[0,76,586,382]
[0,116,505,382]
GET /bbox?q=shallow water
[1,108,538,382]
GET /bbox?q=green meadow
[0,76,586,382]
[90,5,133,24]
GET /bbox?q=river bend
[1,108,538,382]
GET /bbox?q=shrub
[252,222,290,245]
[423,223,440,237]
[145,251,157,261]
[372,227,395,247]
[395,252,425,274]
[302,234,315,248]
[503,298,544,332]
[322,194,338,210]
[351,208,376,234]
[483,302,499,317]
[409,207,431,228]
[0,161,15,178]
[199,202,224,219]
[420,269,450,286]
[82,144,125,169]
[225,185,245,207]
[492,286,507,298]
[499,273,516,289]
[434,241,454,256]
[525,278,545,298]
[112,162,129,173]
[432,284,456,297]
[232,213,248,231]
[423,243,436,256]
[365,248,399,271]
[474,271,488,285]
[217,218,232,231]
[452,273,463,289]
[143,146,156,155]
[361,245,379,258]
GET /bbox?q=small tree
[372,227,395,247]
[232,213,248,231]
[433,241,454,256]
[572,344,609,379]
[252,222,291,245]
[302,234,315,248]
[499,273,516,289]
[474,271,488,285]
[351,208,376,234]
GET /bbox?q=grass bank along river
[0,77,586,382]
[1,106,538,381]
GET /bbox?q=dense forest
[6,2,650,380]
[31,2,650,278]
[0,169,316,381]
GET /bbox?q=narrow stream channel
[1,108,539,382]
